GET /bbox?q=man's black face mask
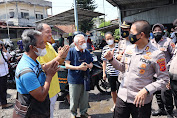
[129,33,141,44]
[153,32,163,42]
[121,31,129,38]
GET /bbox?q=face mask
[121,31,129,38]
[153,32,163,42]
[106,40,114,45]
[80,43,87,50]
[34,47,47,56]
[129,33,141,44]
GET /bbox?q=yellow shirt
[37,42,60,98]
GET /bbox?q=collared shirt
[0,51,11,77]
[66,47,93,84]
[117,39,133,81]
[151,37,175,66]
[117,39,133,54]
[15,53,46,94]
[37,42,60,98]
[110,42,169,104]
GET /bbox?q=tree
[114,28,120,42]
[77,0,97,32]
[98,21,111,28]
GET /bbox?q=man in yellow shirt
[36,23,69,118]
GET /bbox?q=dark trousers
[153,77,174,114]
[170,79,177,108]
[113,97,151,118]
[0,75,8,105]
[154,90,174,114]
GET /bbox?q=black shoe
[152,109,167,116]
[2,103,13,109]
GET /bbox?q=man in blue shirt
[65,34,93,118]
[14,29,59,117]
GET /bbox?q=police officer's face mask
[129,33,141,44]
[153,32,163,42]
[121,31,129,38]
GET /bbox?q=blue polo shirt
[15,53,46,94]
[66,47,93,84]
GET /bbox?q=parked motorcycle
[7,50,22,89]
[90,53,111,93]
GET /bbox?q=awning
[106,0,158,7]
[36,8,104,25]
[0,25,34,29]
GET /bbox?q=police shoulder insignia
[157,58,166,72]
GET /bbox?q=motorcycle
[90,53,111,93]
[7,50,22,89]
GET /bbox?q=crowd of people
[0,18,177,118]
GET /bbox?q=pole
[74,0,78,31]
[103,0,105,27]
[5,0,10,39]
[117,6,122,39]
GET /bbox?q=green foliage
[77,0,97,32]
[114,28,120,41]
[98,21,111,28]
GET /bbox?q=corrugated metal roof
[36,8,104,25]
[106,0,158,6]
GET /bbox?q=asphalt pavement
[0,89,177,118]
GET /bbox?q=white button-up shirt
[0,51,11,77]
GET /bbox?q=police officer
[116,21,133,82]
[169,18,177,114]
[117,21,132,61]
[151,23,175,118]
[104,20,169,118]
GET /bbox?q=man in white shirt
[0,40,13,109]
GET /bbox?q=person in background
[169,18,177,115]
[17,40,24,52]
[104,20,169,118]
[0,40,13,109]
[101,32,119,112]
[65,34,93,118]
[117,21,132,61]
[151,23,175,118]
[59,34,64,47]
[36,23,70,118]
[87,35,93,52]
[170,20,177,44]
[116,21,133,84]
[169,28,174,37]
[150,31,154,40]
[164,27,170,37]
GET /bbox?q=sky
[47,0,118,21]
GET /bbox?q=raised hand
[45,60,59,78]
[104,48,115,60]
[58,45,70,58]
